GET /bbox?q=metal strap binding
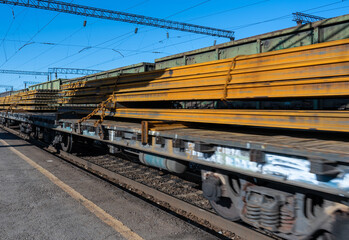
[78,76,119,127]
[111,75,119,108]
[221,55,243,101]
[77,95,114,127]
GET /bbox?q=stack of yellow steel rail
[59,39,349,132]
[112,39,349,102]
[58,78,118,112]
[0,89,59,111]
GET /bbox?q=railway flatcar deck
[1,110,348,239]
[2,110,349,195]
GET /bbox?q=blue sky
[0,0,348,91]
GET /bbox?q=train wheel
[202,172,241,221]
[314,232,334,240]
[209,197,240,221]
[61,134,73,153]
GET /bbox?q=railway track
[1,124,278,240]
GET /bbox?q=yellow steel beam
[61,57,349,101]
[103,109,349,132]
[15,100,57,104]
[59,40,349,102]
[57,96,106,104]
[114,76,349,101]
[0,89,59,111]
[61,86,111,97]
[61,39,349,91]
[113,56,349,94]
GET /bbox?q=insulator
[134,27,138,34]
[83,20,87,27]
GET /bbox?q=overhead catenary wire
[226,0,347,30]
[86,35,205,68]
[9,0,77,69]
[37,0,158,70]
[57,0,215,69]
[124,0,151,11]
[132,0,349,50]
[85,1,349,69]
[145,0,212,54]
[308,4,349,15]
[1,19,14,61]
[2,0,347,80]
[0,10,15,49]
[15,0,152,70]
[0,0,75,68]
[102,0,271,51]
[39,30,136,70]
[1,1,75,90]
[0,0,235,39]
[165,0,211,19]
[0,38,171,54]
[5,0,263,71]
[0,7,27,61]
[0,11,61,68]
[67,0,349,70]
[20,21,97,68]
[186,0,270,22]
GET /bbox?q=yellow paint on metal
[53,39,349,132]
[104,109,349,132]
[59,39,349,103]
[0,89,59,111]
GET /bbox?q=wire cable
[57,1,213,68]
[124,0,151,11]
[0,11,61,68]
[0,0,74,68]
[0,8,27,61]
[21,23,94,68]
[85,0,349,69]
[186,0,270,22]
[0,0,75,68]
[166,0,211,19]
[227,0,347,30]
[38,0,158,69]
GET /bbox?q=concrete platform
[0,129,220,240]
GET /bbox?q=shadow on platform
[0,131,20,140]
[0,144,32,148]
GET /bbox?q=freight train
[1,14,349,240]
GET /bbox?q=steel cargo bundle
[56,38,349,132]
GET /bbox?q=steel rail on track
[0,125,275,240]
